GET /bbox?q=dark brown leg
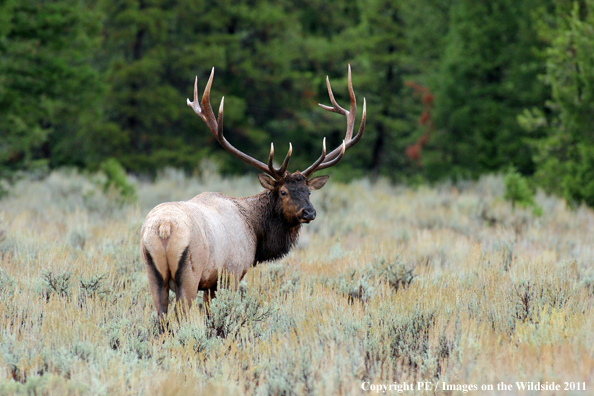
[144,248,170,333]
[173,246,199,320]
[174,279,199,320]
[155,284,170,334]
[202,285,217,315]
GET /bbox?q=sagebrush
[0,170,592,395]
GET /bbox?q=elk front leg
[202,285,217,315]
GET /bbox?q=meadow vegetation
[0,169,593,395]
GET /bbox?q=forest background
[1,0,593,206]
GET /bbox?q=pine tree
[521,0,594,206]
[0,0,103,192]
[427,0,551,180]
[355,0,416,180]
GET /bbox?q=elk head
[187,65,366,224]
[258,171,328,224]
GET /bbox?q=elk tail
[158,223,171,250]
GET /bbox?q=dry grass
[0,170,592,395]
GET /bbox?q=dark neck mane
[240,190,301,264]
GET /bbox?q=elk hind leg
[144,248,170,332]
[173,246,199,319]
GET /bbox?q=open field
[0,170,593,395]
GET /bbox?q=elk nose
[301,208,316,222]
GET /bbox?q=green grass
[0,170,592,395]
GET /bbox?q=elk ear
[258,174,277,190]
[308,175,329,190]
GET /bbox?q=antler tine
[319,76,348,116]
[193,76,199,110]
[188,68,277,178]
[321,65,358,162]
[346,64,356,140]
[187,77,201,118]
[267,143,276,176]
[213,96,224,139]
[201,68,215,113]
[277,143,292,175]
[302,138,327,177]
[357,97,367,141]
[343,96,366,149]
[266,142,293,178]
[305,65,366,176]
[314,140,346,171]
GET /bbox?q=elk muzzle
[298,207,316,223]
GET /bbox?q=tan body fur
[141,192,258,316]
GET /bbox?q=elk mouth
[299,210,316,223]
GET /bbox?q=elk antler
[302,65,366,177]
[187,68,292,179]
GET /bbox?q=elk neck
[239,189,301,265]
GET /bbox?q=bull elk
[140,66,366,321]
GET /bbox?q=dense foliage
[1,0,593,204]
[520,0,594,207]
